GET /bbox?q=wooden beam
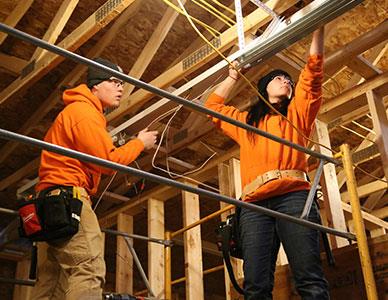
[168,0,249,68]
[0,0,34,45]
[320,71,388,118]
[372,205,388,219]
[0,158,39,191]
[0,53,27,75]
[122,4,183,98]
[345,55,381,79]
[98,146,239,229]
[106,0,298,122]
[367,90,388,179]
[314,119,348,248]
[12,258,33,300]
[116,213,133,294]
[0,0,136,106]
[31,0,79,61]
[341,180,387,203]
[326,95,388,129]
[324,20,388,76]
[147,198,165,299]
[0,2,141,165]
[182,183,204,300]
[218,158,243,299]
[336,132,377,189]
[342,202,388,231]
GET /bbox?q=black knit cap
[87,57,122,89]
[256,69,294,100]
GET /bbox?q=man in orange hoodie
[31,58,158,300]
[205,28,329,299]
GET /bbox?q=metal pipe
[0,22,340,165]
[341,144,378,300]
[0,277,35,286]
[300,159,325,219]
[164,231,172,300]
[171,204,233,238]
[0,207,19,215]
[0,128,355,240]
[124,237,155,297]
[171,264,224,285]
[102,228,173,246]
[239,0,363,67]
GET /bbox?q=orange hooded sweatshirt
[205,55,323,202]
[36,84,144,196]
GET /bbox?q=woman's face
[266,75,293,103]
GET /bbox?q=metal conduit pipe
[102,228,173,246]
[0,128,355,240]
[0,22,340,165]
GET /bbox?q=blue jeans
[240,190,329,300]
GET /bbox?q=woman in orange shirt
[205,28,329,299]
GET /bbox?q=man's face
[266,75,293,103]
[92,77,124,108]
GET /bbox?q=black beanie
[256,69,294,100]
[87,58,122,89]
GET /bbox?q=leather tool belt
[241,169,308,199]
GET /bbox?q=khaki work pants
[31,191,105,300]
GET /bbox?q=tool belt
[241,169,308,199]
[18,186,84,242]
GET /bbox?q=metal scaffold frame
[0,0,380,298]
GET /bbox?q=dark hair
[246,69,294,142]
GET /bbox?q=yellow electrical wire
[194,0,236,26]
[192,0,233,27]
[162,0,221,37]
[210,0,236,15]
[173,0,388,185]
[174,0,334,153]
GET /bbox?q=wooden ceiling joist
[0,53,27,75]
[0,3,141,166]
[320,71,388,121]
[345,55,382,80]
[30,0,80,62]
[324,20,388,76]
[122,2,184,98]
[0,0,34,46]
[106,0,298,122]
[0,0,137,106]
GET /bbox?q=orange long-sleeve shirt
[205,55,323,202]
[36,84,144,195]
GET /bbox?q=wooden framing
[106,0,298,122]
[314,120,348,248]
[0,0,34,45]
[0,0,137,106]
[182,183,204,300]
[218,158,243,299]
[0,53,27,75]
[122,4,183,98]
[0,158,39,191]
[12,258,32,300]
[1,1,387,298]
[0,2,141,165]
[116,213,133,294]
[30,0,79,62]
[147,198,165,299]
[367,90,388,179]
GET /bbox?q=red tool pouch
[18,199,43,236]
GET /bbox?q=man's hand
[137,128,158,150]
